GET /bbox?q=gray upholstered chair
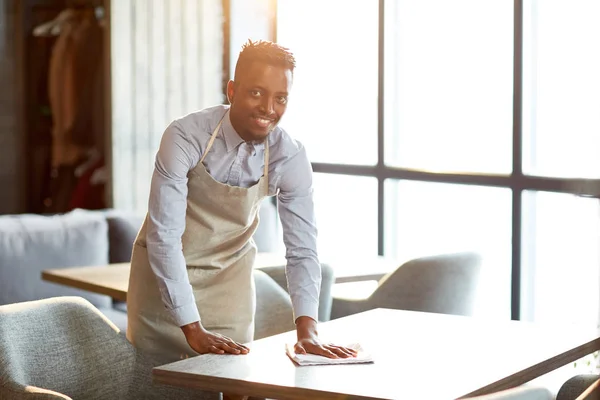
[258,262,335,322]
[330,252,482,320]
[253,269,295,339]
[0,296,219,400]
[556,374,600,400]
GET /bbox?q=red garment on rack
[68,156,105,210]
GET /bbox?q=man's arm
[276,141,355,358]
[276,143,320,323]
[146,121,200,327]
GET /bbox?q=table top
[254,252,398,283]
[42,262,130,302]
[41,253,399,301]
[152,308,600,400]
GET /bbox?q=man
[126,40,356,367]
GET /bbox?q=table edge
[41,270,128,302]
[458,336,600,398]
[152,367,389,400]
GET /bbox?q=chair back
[0,296,220,400]
[0,296,134,399]
[371,252,482,316]
[253,269,295,339]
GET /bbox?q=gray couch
[0,208,131,329]
[0,201,334,335]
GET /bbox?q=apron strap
[199,113,225,164]
[264,139,269,196]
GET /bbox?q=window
[313,174,378,260]
[522,0,600,179]
[229,0,274,79]
[277,0,379,165]
[521,191,600,326]
[384,0,514,174]
[385,181,512,318]
[264,0,600,323]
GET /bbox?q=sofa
[0,200,334,335]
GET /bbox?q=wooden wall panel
[111,0,134,210]
[0,0,20,214]
[111,0,224,212]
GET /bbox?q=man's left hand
[294,316,358,359]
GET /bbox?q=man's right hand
[181,321,250,355]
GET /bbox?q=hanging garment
[67,11,105,154]
[45,9,105,212]
[48,12,81,168]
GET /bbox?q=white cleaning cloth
[285,342,374,366]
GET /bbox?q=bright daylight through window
[272,0,600,324]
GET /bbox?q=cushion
[0,209,111,308]
[253,270,295,339]
[103,210,145,263]
[258,262,334,322]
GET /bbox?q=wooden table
[41,253,398,301]
[255,253,398,283]
[153,308,600,400]
[42,263,130,302]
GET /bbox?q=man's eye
[250,90,261,97]
[277,96,287,104]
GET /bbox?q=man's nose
[259,97,275,115]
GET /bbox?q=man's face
[228,61,293,142]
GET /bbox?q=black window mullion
[312,162,600,196]
[377,0,385,256]
[511,0,524,321]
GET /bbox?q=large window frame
[224,0,600,320]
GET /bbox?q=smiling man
[126,40,356,384]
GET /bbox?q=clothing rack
[17,0,110,214]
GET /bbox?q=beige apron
[126,111,271,362]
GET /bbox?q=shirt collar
[221,111,266,153]
[221,111,245,153]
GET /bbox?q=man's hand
[294,316,358,359]
[181,321,249,355]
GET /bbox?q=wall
[111,0,224,212]
[0,0,21,214]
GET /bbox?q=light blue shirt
[146,105,321,327]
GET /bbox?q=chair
[330,252,482,319]
[0,296,219,400]
[556,374,600,400]
[258,262,335,322]
[253,269,295,339]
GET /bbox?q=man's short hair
[233,39,296,82]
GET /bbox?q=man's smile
[253,116,276,128]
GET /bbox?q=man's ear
[226,80,235,104]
